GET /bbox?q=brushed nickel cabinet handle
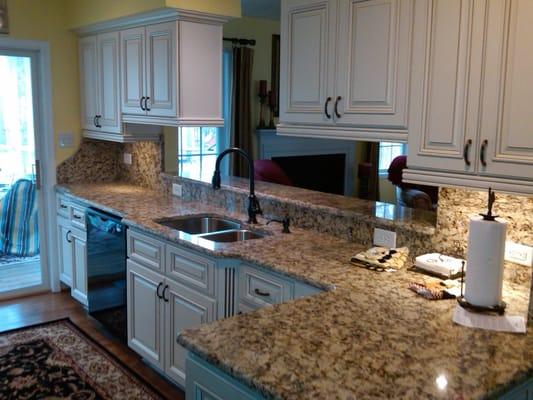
[480,139,488,167]
[463,139,472,166]
[334,96,342,118]
[324,97,332,119]
[254,288,270,297]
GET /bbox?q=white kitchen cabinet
[127,259,165,370]
[57,215,73,287]
[79,32,121,134]
[120,19,223,127]
[70,227,88,306]
[405,0,533,194]
[56,194,89,306]
[165,278,216,387]
[279,0,413,141]
[478,0,533,180]
[279,0,336,125]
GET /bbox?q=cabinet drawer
[239,265,293,308]
[57,195,70,217]
[127,230,164,272]
[166,245,215,297]
[70,205,86,230]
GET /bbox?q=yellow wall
[67,0,240,28]
[6,0,81,165]
[223,17,280,157]
[166,0,240,18]
[66,0,165,28]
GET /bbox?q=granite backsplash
[57,138,163,190]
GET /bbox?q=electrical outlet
[172,183,182,197]
[505,241,533,267]
[58,132,74,148]
[123,153,132,165]
[373,228,397,248]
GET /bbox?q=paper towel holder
[457,260,507,315]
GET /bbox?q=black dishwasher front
[86,207,127,341]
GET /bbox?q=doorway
[0,40,56,299]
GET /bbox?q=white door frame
[0,38,59,299]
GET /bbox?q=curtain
[366,142,380,201]
[230,46,254,178]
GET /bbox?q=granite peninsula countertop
[57,182,533,400]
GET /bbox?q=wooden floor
[0,290,185,400]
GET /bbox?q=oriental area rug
[0,319,164,399]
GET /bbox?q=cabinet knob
[463,139,472,166]
[324,97,332,119]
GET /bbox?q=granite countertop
[58,182,533,400]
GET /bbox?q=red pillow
[254,160,293,186]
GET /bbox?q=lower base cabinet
[126,258,216,387]
[165,278,216,386]
[186,353,261,400]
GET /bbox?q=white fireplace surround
[256,129,355,196]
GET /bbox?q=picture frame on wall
[0,0,8,34]
[271,34,280,117]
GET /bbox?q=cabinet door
[96,32,121,133]
[127,259,165,369]
[79,35,98,131]
[408,0,486,173]
[57,216,73,287]
[478,0,533,180]
[165,278,216,387]
[70,229,88,306]
[121,27,146,115]
[280,0,337,125]
[146,22,177,118]
[335,0,412,130]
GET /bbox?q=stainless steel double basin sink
[154,214,266,244]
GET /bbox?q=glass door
[0,50,46,296]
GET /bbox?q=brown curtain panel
[231,46,254,178]
[366,142,380,201]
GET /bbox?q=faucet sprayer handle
[266,216,291,234]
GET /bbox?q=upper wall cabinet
[278,0,414,142]
[405,0,533,195]
[76,9,228,142]
[79,32,121,134]
[120,20,224,127]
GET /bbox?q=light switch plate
[172,183,182,197]
[123,152,132,165]
[505,241,533,267]
[373,228,397,248]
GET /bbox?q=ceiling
[241,0,280,20]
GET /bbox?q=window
[178,127,221,182]
[378,142,406,175]
[0,55,35,187]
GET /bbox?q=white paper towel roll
[464,216,507,307]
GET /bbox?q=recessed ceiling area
[241,0,280,20]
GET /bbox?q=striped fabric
[0,179,39,257]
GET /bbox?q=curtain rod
[223,37,256,46]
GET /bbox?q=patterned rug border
[0,318,169,400]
